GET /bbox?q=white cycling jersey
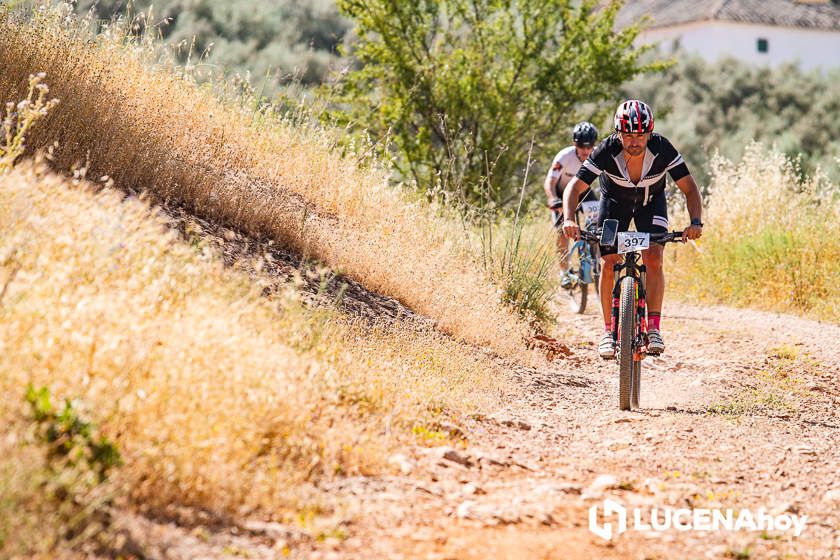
[546,145,585,198]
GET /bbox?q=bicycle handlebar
[578,228,685,246]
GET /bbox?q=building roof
[616,0,840,32]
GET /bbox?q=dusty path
[315,299,840,560]
[113,209,839,559]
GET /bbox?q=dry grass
[668,144,840,322]
[0,160,514,555]
[0,5,531,359]
[481,214,559,324]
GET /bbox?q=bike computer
[600,219,619,247]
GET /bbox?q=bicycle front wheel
[566,246,588,314]
[566,280,588,314]
[618,276,636,411]
[631,359,641,409]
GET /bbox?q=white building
[617,0,840,71]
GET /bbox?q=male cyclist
[544,121,599,288]
[561,100,703,358]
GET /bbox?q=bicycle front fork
[637,265,648,338]
[610,265,649,346]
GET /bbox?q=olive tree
[332,0,661,206]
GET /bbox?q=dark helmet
[572,121,598,147]
[614,99,654,133]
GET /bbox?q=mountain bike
[580,220,684,411]
[550,199,601,314]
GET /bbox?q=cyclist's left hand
[684,225,703,240]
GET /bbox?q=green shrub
[480,211,557,325]
[26,385,122,486]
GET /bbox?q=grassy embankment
[0,8,531,357]
[0,9,535,557]
[0,160,518,555]
[669,144,840,322]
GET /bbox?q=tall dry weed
[0,5,532,359]
[0,72,58,171]
[668,144,840,321]
[0,161,513,549]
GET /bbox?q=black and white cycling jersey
[575,133,690,206]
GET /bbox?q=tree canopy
[75,0,350,88]
[330,0,661,206]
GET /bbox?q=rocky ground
[315,300,840,560]
[110,211,840,560]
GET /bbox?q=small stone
[769,503,791,516]
[559,483,583,495]
[240,520,295,540]
[822,488,840,503]
[532,483,556,496]
[473,450,508,467]
[462,482,486,495]
[441,448,472,467]
[500,418,530,430]
[582,474,618,499]
[415,484,443,497]
[388,453,415,474]
[434,422,466,439]
[493,511,521,524]
[456,501,476,519]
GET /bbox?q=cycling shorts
[597,189,668,255]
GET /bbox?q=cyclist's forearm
[686,189,702,222]
[544,177,557,201]
[676,175,703,222]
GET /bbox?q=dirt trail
[319,300,840,560]
[115,209,839,559]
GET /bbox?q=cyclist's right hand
[547,197,563,210]
[562,219,580,240]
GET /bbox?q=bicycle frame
[610,251,649,357]
[569,237,599,285]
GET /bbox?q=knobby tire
[619,276,636,411]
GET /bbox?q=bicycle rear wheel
[618,276,636,411]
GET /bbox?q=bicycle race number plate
[580,201,599,225]
[617,232,650,254]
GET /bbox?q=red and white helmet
[614,100,654,133]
